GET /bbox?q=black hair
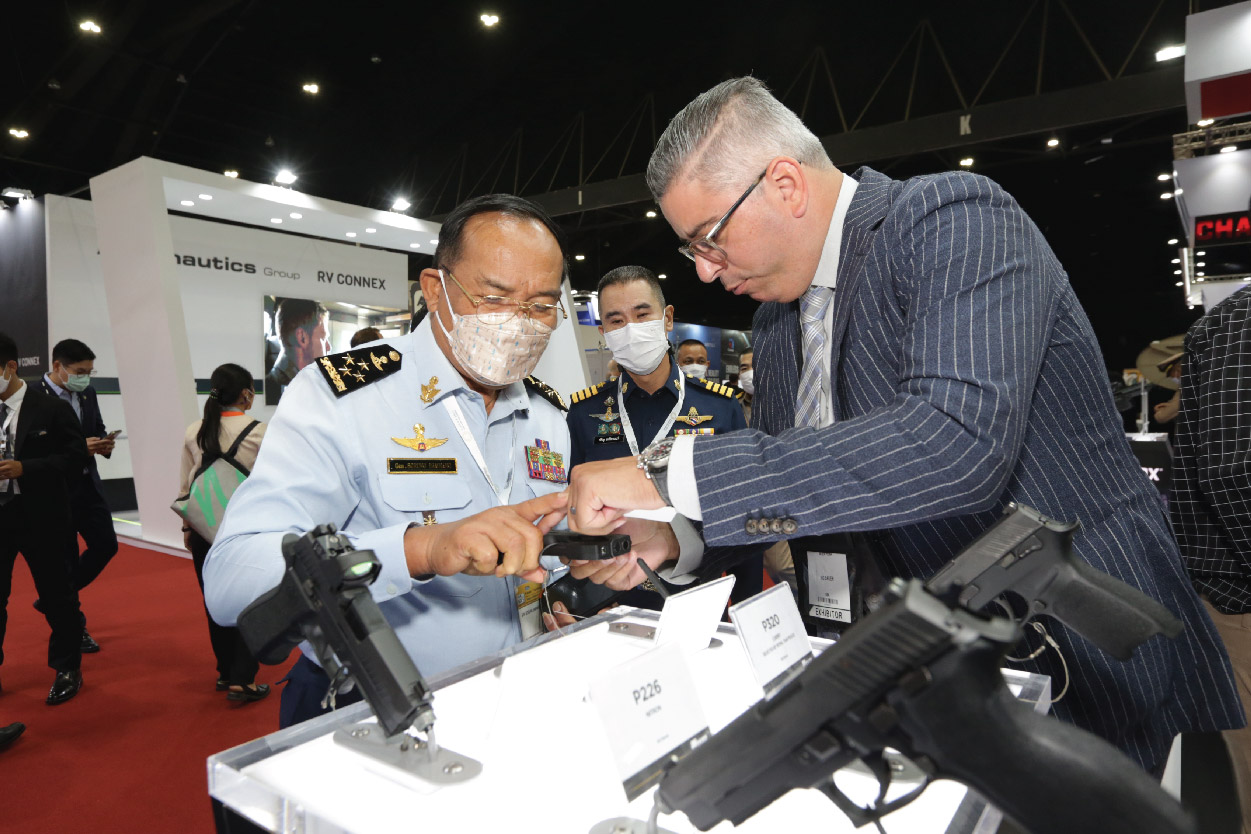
[678,339,706,351]
[434,194,569,280]
[0,332,17,368]
[350,326,383,348]
[597,265,667,308]
[275,298,327,345]
[196,363,254,460]
[51,338,96,365]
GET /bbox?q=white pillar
[90,157,199,549]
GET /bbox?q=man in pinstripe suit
[567,76,1242,774]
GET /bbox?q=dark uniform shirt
[567,356,747,467]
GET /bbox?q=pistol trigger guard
[817,778,883,829]
[816,762,933,828]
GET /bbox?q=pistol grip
[1044,558,1182,661]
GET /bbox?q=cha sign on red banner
[1194,211,1251,246]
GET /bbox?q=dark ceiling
[2,0,1239,369]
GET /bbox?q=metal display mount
[333,723,482,785]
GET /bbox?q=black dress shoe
[80,630,100,653]
[46,670,83,705]
[226,683,270,703]
[0,722,26,751]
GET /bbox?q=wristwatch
[637,437,675,506]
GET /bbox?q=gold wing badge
[676,406,714,426]
[392,424,449,452]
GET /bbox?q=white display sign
[587,642,710,800]
[807,551,852,623]
[729,584,813,695]
[655,574,735,655]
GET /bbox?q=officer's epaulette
[315,346,402,398]
[699,378,745,401]
[569,381,605,406]
[524,375,567,412]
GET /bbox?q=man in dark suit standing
[567,76,1243,775]
[0,331,86,704]
[39,338,117,653]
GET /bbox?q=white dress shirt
[668,173,859,521]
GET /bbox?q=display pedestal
[208,608,1050,834]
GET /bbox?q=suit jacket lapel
[826,168,893,417]
[13,388,37,454]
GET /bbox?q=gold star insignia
[392,424,449,452]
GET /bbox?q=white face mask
[682,363,709,379]
[603,319,670,375]
[738,368,754,395]
[436,271,553,387]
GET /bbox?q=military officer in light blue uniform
[205,195,576,726]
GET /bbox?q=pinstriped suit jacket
[691,167,1243,771]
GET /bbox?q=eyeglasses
[440,268,568,327]
[678,168,767,264]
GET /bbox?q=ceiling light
[1198,118,1215,127]
[270,218,282,224]
[302,83,319,94]
[645,210,657,218]
[198,193,212,200]
[1046,138,1059,148]
[365,228,376,234]
[78,20,101,34]
[392,198,411,212]
[1197,272,1205,276]
[657,273,667,280]
[275,169,297,185]
[1197,251,1206,256]
[1168,238,1178,245]
[180,200,194,207]
[574,254,586,261]
[1156,174,1171,181]
[346,232,357,238]
[480,13,500,26]
[1174,270,1182,275]
[2,187,33,200]
[1154,45,1185,62]
[1160,192,1173,200]
[8,128,29,139]
[430,239,438,244]
[1197,262,1206,267]
[1171,259,1180,264]
[224,170,239,178]
[1174,189,1183,196]
[959,157,973,167]
[409,243,421,249]
[1220,145,1238,153]
[289,212,302,219]
[1175,282,1184,286]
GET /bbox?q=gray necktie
[0,402,13,505]
[794,286,834,428]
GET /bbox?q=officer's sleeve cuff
[345,523,420,600]
[668,434,703,521]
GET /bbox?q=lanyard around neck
[442,394,515,505]
[617,369,685,456]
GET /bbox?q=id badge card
[516,580,544,640]
[806,552,852,624]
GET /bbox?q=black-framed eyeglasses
[439,268,568,327]
[677,168,767,264]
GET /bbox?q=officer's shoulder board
[698,378,745,401]
[316,346,402,398]
[524,375,568,412]
[569,381,605,406]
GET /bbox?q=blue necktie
[794,286,833,429]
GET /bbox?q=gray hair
[646,76,833,201]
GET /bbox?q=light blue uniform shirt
[204,320,572,678]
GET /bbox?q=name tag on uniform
[595,435,624,444]
[387,458,458,474]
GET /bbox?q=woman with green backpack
[177,363,269,703]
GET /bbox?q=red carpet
[1,541,296,834]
